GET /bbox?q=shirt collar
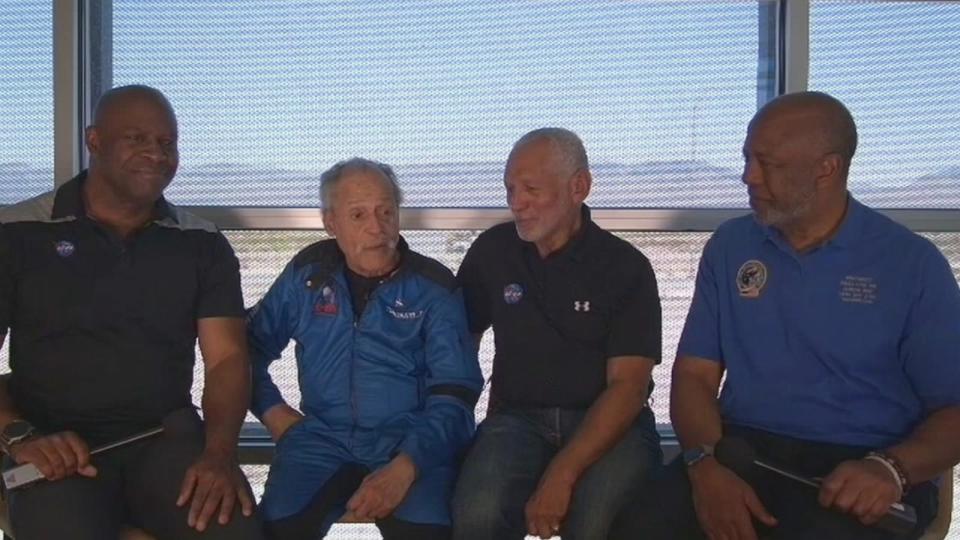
[758,193,863,253]
[51,169,177,224]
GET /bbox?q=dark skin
[0,87,254,532]
[675,93,960,540]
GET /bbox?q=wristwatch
[0,419,36,455]
[682,444,715,468]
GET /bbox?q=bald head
[752,91,857,174]
[93,85,176,129]
[509,127,589,178]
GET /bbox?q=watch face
[3,420,33,441]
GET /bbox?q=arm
[176,317,255,531]
[247,263,305,440]
[669,234,775,540]
[526,251,662,538]
[672,356,776,540]
[820,247,960,525]
[524,355,653,538]
[348,286,483,520]
[0,229,95,482]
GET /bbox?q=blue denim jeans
[452,406,661,540]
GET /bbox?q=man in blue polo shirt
[615,92,960,539]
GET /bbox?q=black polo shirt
[0,172,244,445]
[457,205,661,410]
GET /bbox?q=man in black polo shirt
[452,128,662,540]
[0,85,262,539]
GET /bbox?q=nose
[141,138,168,162]
[741,158,760,187]
[507,189,526,213]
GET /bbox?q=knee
[451,484,509,534]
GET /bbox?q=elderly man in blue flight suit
[247,157,483,540]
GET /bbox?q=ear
[570,168,592,204]
[815,152,843,187]
[84,126,100,156]
[322,210,337,237]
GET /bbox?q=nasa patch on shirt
[503,283,524,304]
[54,240,75,258]
[736,259,768,298]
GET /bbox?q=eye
[126,133,145,143]
[350,210,364,220]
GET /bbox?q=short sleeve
[605,252,661,362]
[676,232,724,363]
[456,239,492,334]
[0,225,16,333]
[901,245,960,411]
[196,232,244,319]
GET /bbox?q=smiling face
[322,167,401,277]
[504,137,589,256]
[85,92,179,208]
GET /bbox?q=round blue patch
[54,240,75,258]
[503,283,524,304]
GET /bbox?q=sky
[1,0,958,206]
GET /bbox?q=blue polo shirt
[678,196,960,448]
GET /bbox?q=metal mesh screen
[111,0,768,208]
[809,0,960,208]
[0,0,53,204]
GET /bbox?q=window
[0,0,53,204]
[110,0,772,207]
[809,0,960,208]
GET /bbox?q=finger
[78,464,98,477]
[744,488,777,527]
[236,479,255,517]
[22,447,54,479]
[731,511,758,540]
[37,442,66,480]
[177,469,198,507]
[851,489,878,521]
[831,483,860,514]
[48,434,78,475]
[350,490,374,519]
[863,498,890,526]
[218,485,237,525]
[818,473,846,508]
[196,481,224,531]
[62,433,91,469]
[189,477,215,530]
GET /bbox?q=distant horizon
[2,159,957,209]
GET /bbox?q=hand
[818,459,901,526]
[262,403,305,442]
[525,466,576,539]
[8,431,96,481]
[689,458,777,540]
[176,449,254,531]
[346,453,417,520]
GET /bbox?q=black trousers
[4,408,264,540]
[264,463,450,540]
[610,424,939,540]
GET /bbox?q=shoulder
[469,221,517,254]
[291,239,341,268]
[0,189,58,225]
[161,203,220,234]
[406,250,457,292]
